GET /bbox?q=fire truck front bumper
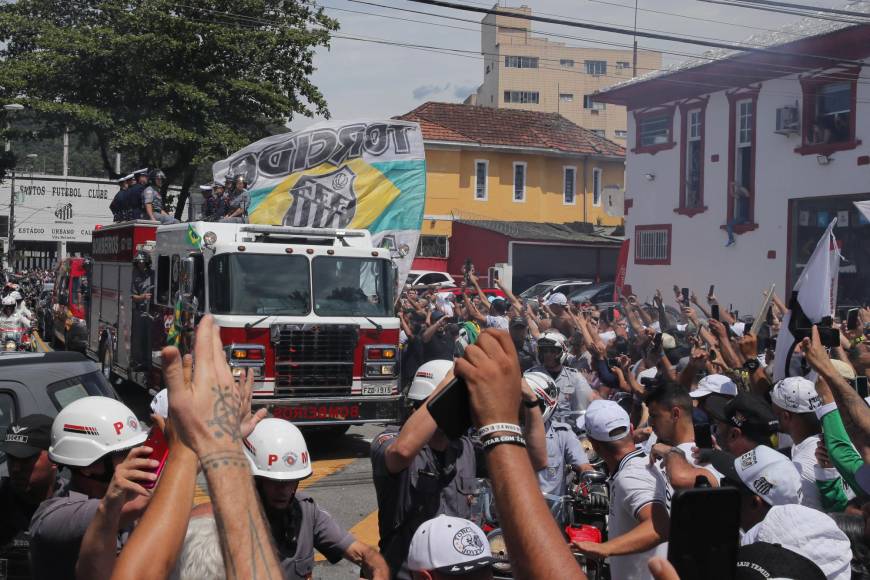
[254,394,403,426]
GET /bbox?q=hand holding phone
[668,486,740,579]
[427,376,473,439]
[141,424,170,489]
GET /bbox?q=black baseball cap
[707,392,779,434]
[736,542,825,580]
[2,414,53,458]
[509,316,527,328]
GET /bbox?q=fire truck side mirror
[181,256,196,298]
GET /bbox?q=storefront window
[789,195,870,306]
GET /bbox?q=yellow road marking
[316,509,380,562]
[192,456,356,507]
[300,457,356,490]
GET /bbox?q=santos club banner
[212,119,426,286]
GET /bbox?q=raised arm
[470,273,492,309]
[495,277,522,313]
[455,330,586,580]
[166,316,282,580]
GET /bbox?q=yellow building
[399,102,625,262]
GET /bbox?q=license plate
[362,385,393,395]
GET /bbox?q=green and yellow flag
[186,224,202,249]
[166,297,183,347]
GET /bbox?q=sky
[291,0,862,129]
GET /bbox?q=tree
[0,0,338,217]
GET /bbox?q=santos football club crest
[282,166,357,228]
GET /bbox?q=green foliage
[0,0,338,213]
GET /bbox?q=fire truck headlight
[203,231,217,248]
[366,345,397,361]
[365,363,397,378]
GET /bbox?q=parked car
[405,270,457,288]
[567,282,616,305]
[0,351,121,477]
[518,279,594,303]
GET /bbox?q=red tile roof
[398,102,624,158]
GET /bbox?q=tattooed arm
[164,316,281,580]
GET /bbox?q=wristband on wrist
[478,423,523,437]
[852,335,866,347]
[481,434,527,451]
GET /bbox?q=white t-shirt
[654,441,724,510]
[791,435,824,511]
[485,315,509,330]
[608,449,669,580]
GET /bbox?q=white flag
[773,219,841,381]
[855,200,870,223]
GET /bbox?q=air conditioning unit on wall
[775,105,800,136]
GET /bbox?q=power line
[712,0,870,19]
[698,0,866,23]
[336,0,870,83]
[401,0,867,67]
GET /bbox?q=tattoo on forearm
[207,383,243,441]
[200,450,248,472]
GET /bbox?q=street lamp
[4,102,25,270]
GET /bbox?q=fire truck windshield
[208,253,311,315]
[312,256,393,317]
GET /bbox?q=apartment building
[467,4,662,144]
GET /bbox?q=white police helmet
[243,418,312,481]
[523,371,559,422]
[49,396,147,467]
[407,359,454,403]
[536,330,568,365]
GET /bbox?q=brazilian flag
[186,224,202,249]
[166,297,183,347]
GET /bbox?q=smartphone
[708,285,715,299]
[142,425,170,490]
[668,486,740,580]
[856,376,869,399]
[694,422,713,449]
[681,287,690,305]
[606,357,619,369]
[847,308,860,331]
[711,304,720,322]
[765,305,774,326]
[427,376,473,439]
[652,333,663,352]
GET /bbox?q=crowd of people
[108,170,251,225]
[1,272,869,579]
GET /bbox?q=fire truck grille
[273,324,359,397]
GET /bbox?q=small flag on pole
[186,224,202,249]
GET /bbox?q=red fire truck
[87,220,403,427]
[47,257,91,352]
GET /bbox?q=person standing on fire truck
[131,253,153,370]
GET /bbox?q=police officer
[527,330,597,422]
[29,397,152,579]
[509,316,536,372]
[142,169,179,224]
[210,181,228,220]
[109,174,131,222]
[371,359,480,580]
[131,252,153,370]
[0,414,59,579]
[244,419,389,580]
[220,174,250,223]
[200,183,219,221]
[371,360,547,579]
[524,371,593,500]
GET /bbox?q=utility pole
[63,127,69,176]
[632,0,639,77]
[9,168,15,270]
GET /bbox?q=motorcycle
[477,469,611,580]
[1,329,35,352]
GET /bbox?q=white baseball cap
[690,374,738,399]
[745,504,853,580]
[584,400,631,442]
[544,292,567,307]
[771,377,821,414]
[711,445,802,507]
[407,515,494,575]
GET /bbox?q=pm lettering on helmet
[268,453,279,466]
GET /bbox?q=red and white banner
[773,219,841,381]
[613,239,630,301]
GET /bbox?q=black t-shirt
[423,331,454,362]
